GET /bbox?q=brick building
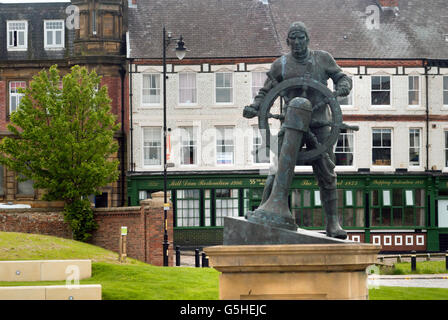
[126,0,448,252]
[0,0,128,208]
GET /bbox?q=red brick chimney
[378,0,398,8]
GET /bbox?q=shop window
[215,189,239,226]
[204,189,211,226]
[291,189,324,228]
[445,131,448,168]
[176,189,200,227]
[370,188,425,227]
[341,189,365,227]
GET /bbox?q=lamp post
[162,26,187,266]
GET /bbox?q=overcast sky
[0,0,70,3]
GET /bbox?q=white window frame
[371,75,391,107]
[142,127,162,167]
[216,126,235,165]
[445,130,448,169]
[7,20,28,51]
[337,75,354,108]
[443,76,448,107]
[334,128,355,168]
[251,71,267,100]
[178,73,197,106]
[179,126,198,166]
[9,81,26,114]
[408,75,421,106]
[371,128,392,167]
[44,20,65,50]
[141,73,161,107]
[215,72,234,105]
[252,125,270,165]
[409,128,421,168]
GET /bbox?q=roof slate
[128,0,282,59]
[128,0,448,60]
[0,3,75,61]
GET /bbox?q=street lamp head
[175,36,187,60]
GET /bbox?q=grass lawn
[0,231,219,300]
[369,286,448,300]
[381,261,448,275]
[0,262,220,300]
[2,231,448,300]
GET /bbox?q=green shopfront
[128,172,445,252]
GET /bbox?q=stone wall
[0,192,173,266]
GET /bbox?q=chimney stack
[378,0,398,8]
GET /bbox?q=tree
[0,65,120,241]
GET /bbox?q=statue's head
[286,21,310,59]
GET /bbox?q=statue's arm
[322,52,352,97]
[243,61,282,119]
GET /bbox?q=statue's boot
[247,97,312,230]
[322,198,347,239]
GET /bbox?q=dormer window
[7,20,28,51]
[44,20,65,49]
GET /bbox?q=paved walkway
[368,274,448,288]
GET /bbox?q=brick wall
[0,193,174,266]
[0,208,72,239]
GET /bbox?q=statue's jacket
[253,50,352,125]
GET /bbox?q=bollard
[445,250,448,271]
[201,252,207,268]
[175,246,181,267]
[426,253,431,262]
[411,250,417,271]
[195,249,200,268]
[397,254,402,263]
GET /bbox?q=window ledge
[176,104,201,109]
[44,47,65,51]
[212,104,237,108]
[370,166,394,171]
[7,48,28,52]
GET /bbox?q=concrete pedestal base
[204,243,381,300]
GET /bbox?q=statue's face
[287,31,309,58]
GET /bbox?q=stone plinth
[204,243,381,300]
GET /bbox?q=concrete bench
[0,284,101,300]
[0,260,91,281]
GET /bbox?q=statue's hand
[335,83,351,97]
[243,105,259,119]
